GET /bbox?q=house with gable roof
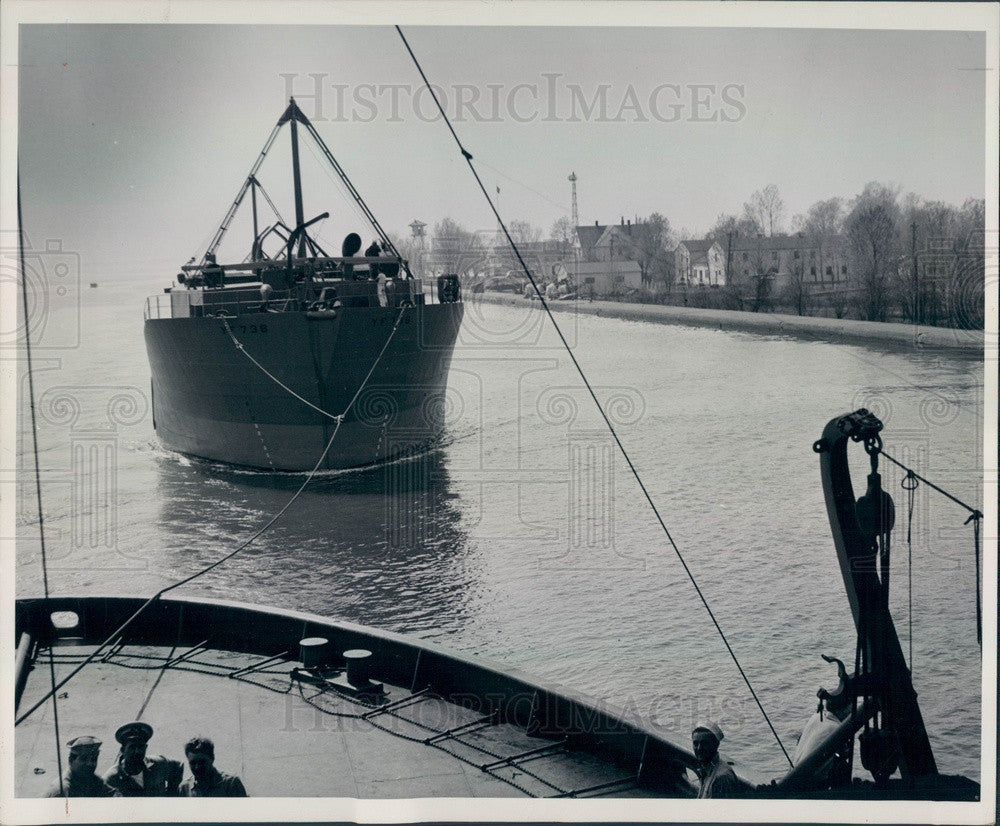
[675,240,726,287]
[575,218,675,289]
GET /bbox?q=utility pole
[911,220,919,324]
[568,172,578,229]
[726,230,736,289]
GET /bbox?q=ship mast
[197,97,409,274]
[288,100,308,260]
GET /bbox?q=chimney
[627,219,631,227]
[594,220,599,226]
[620,216,625,226]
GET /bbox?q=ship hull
[144,301,464,470]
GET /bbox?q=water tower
[409,219,426,277]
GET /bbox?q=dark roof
[679,239,720,253]
[729,234,829,252]
[575,225,606,252]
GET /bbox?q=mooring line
[18,170,65,792]
[396,26,794,767]
[16,307,408,726]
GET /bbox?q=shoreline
[470,291,985,355]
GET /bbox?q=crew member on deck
[692,722,740,798]
[365,240,381,279]
[103,722,183,796]
[44,736,119,797]
[179,737,248,797]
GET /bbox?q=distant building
[675,234,850,293]
[570,260,643,297]
[728,234,850,293]
[575,218,674,289]
[675,240,726,286]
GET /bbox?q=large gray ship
[144,100,464,471]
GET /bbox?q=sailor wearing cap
[692,722,741,798]
[103,722,183,796]
[44,736,118,797]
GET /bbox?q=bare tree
[707,213,757,299]
[432,217,476,275]
[745,235,774,312]
[952,198,986,328]
[782,256,810,316]
[550,215,576,248]
[846,182,900,322]
[804,197,844,241]
[706,213,758,244]
[803,197,845,297]
[614,213,674,291]
[508,219,542,245]
[385,231,418,274]
[743,185,785,237]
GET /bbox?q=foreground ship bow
[144,99,464,471]
[14,410,983,800]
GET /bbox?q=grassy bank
[471,292,984,355]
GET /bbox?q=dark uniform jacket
[179,767,247,797]
[103,755,183,796]
[44,771,119,797]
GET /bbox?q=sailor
[376,270,389,308]
[692,722,740,798]
[259,282,273,310]
[103,721,183,796]
[365,240,381,279]
[179,737,248,797]
[44,735,119,797]
[203,252,224,289]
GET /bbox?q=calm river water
[16,279,985,781]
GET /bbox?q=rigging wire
[16,308,409,726]
[253,176,287,226]
[395,25,794,769]
[902,470,917,671]
[879,450,981,517]
[300,136,378,245]
[881,449,983,647]
[475,157,571,214]
[18,170,65,793]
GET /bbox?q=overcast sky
[15,18,990,277]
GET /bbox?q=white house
[570,260,643,297]
[675,240,726,286]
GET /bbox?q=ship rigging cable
[879,449,983,647]
[18,172,65,794]
[394,25,796,768]
[16,308,409,727]
[200,100,410,275]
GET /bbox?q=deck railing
[145,277,457,320]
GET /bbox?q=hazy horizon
[17,23,988,278]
